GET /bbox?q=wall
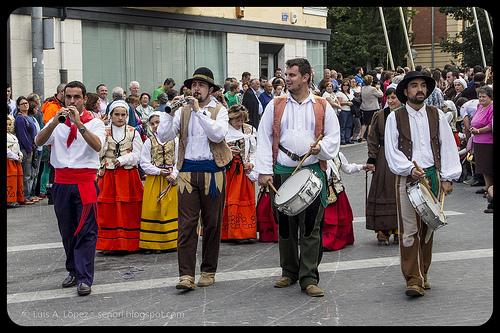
[130,7,326,29]
[226,33,307,80]
[9,14,83,100]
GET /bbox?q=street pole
[483,9,493,44]
[472,7,487,68]
[379,7,395,71]
[399,7,415,71]
[32,7,45,100]
[431,7,435,69]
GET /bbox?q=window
[306,40,326,84]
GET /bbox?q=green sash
[424,165,439,197]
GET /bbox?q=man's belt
[279,145,306,162]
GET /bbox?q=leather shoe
[405,285,424,297]
[77,282,91,296]
[197,272,215,287]
[274,276,297,288]
[305,284,324,297]
[424,281,431,290]
[62,275,77,288]
[176,275,196,290]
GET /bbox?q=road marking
[7,242,63,252]
[353,211,464,223]
[7,248,492,304]
[7,211,465,253]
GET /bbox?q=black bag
[351,96,362,118]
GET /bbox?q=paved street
[6,142,494,326]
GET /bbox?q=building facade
[410,7,463,69]
[8,7,329,100]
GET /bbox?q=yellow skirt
[139,174,178,251]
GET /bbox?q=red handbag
[256,188,279,242]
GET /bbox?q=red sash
[65,109,94,148]
[55,168,97,236]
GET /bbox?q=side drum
[274,168,323,216]
[406,182,447,230]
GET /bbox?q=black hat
[184,67,220,92]
[395,71,436,104]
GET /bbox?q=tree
[326,7,415,76]
[439,7,493,68]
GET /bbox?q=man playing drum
[254,58,340,297]
[384,71,461,297]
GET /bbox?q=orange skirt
[221,157,257,240]
[96,168,144,251]
[7,159,24,204]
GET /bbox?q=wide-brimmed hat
[395,71,436,104]
[184,67,220,92]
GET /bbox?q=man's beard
[193,92,206,103]
[407,93,426,104]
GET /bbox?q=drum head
[419,184,441,217]
[275,169,311,205]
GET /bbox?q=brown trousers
[395,175,434,288]
[177,171,226,277]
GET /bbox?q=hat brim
[184,78,220,92]
[396,75,436,104]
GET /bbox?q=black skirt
[473,142,493,176]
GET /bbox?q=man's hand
[309,141,321,155]
[258,174,273,187]
[441,181,453,195]
[68,106,81,125]
[411,167,425,179]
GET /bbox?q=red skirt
[221,156,257,240]
[322,191,354,251]
[7,159,24,204]
[96,168,144,251]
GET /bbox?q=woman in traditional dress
[365,87,401,245]
[7,115,25,207]
[139,112,179,252]
[96,100,144,253]
[221,105,258,241]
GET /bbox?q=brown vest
[150,135,175,167]
[272,95,327,171]
[177,102,232,170]
[101,125,136,170]
[394,105,441,172]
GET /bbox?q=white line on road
[7,211,465,252]
[7,248,491,304]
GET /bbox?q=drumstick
[412,161,431,188]
[292,134,324,175]
[267,180,279,196]
[440,192,445,213]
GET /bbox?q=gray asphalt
[6,142,494,326]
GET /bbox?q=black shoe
[62,275,77,288]
[476,189,486,194]
[484,208,493,213]
[77,282,91,296]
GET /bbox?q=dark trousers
[338,110,354,144]
[53,183,98,286]
[177,171,226,277]
[272,173,324,289]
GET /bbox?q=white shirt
[226,124,258,181]
[99,98,108,115]
[254,92,341,175]
[40,117,106,169]
[384,103,462,181]
[157,100,228,161]
[140,135,179,178]
[326,152,364,181]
